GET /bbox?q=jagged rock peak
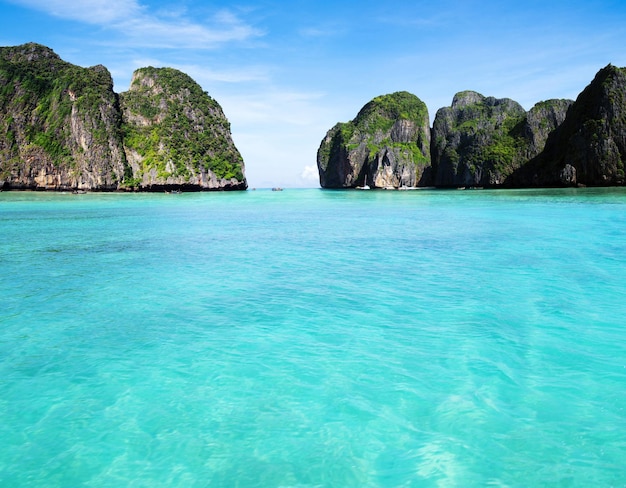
[451,90,485,108]
[1,42,60,63]
[354,91,427,123]
[431,91,527,187]
[451,90,523,111]
[523,99,573,153]
[127,66,198,95]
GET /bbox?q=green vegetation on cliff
[354,92,429,131]
[353,92,430,163]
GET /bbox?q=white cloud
[301,165,319,181]
[8,0,261,48]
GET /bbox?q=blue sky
[2,0,626,187]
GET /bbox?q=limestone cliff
[0,43,127,190]
[509,64,626,186]
[430,92,526,187]
[317,92,431,188]
[120,67,246,190]
[0,43,246,191]
[430,93,573,187]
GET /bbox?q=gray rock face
[521,99,573,158]
[317,92,431,188]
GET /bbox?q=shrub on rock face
[317,91,431,188]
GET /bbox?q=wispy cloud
[172,64,270,84]
[219,90,328,126]
[377,14,444,28]
[8,0,262,48]
[298,26,338,38]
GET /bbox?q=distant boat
[271,187,283,191]
[356,176,370,190]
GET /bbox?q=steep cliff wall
[509,64,626,186]
[0,43,128,190]
[120,67,246,190]
[317,92,431,189]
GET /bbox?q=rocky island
[318,64,626,189]
[317,91,431,189]
[0,43,246,191]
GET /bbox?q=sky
[1,0,626,188]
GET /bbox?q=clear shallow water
[1,188,625,487]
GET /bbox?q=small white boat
[356,176,371,190]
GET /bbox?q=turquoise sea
[1,188,625,487]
